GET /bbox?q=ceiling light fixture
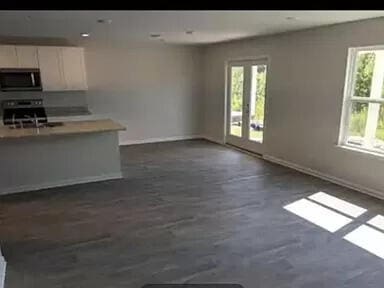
[286,16,298,21]
[81,33,90,37]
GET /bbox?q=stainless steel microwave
[0,68,42,91]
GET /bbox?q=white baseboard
[119,134,226,146]
[119,135,203,146]
[0,173,123,196]
[263,154,384,201]
[201,135,225,145]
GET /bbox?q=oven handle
[31,73,35,86]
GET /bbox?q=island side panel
[0,131,122,195]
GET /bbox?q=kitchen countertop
[0,119,125,139]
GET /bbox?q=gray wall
[202,17,384,197]
[85,45,203,144]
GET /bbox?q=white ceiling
[0,10,383,46]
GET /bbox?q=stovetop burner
[2,99,48,126]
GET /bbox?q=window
[340,46,384,154]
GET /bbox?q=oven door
[0,69,42,91]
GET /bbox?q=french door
[226,59,268,154]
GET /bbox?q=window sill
[336,144,384,161]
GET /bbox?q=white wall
[85,45,203,144]
[202,17,384,197]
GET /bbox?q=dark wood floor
[1,139,384,288]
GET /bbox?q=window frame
[339,45,384,155]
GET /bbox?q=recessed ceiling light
[81,33,90,37]
[150,33,162,38]
[186,30,194,35]
[286,16,298,21]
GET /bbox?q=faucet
[23,114,39,128]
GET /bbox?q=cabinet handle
[31,73,35,86]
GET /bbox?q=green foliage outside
[230,66,265,141]
[231,67,243,112]
[349,52,384,141]
[349,103,367,137]
[254,66,266,123]
[354,53,375,98]
[231,65,266,122]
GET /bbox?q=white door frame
[225,57,270,155]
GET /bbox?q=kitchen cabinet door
[38,47,66,91]
[61,47,88,90]
[16,46,39,68]
[0,45,17,67]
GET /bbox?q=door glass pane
[249,64,267,142]
[230,66,244,137]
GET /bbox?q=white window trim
[339,45,384,155]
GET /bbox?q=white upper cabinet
[38,46,66,91]
[0,45,17,67]
[61,47,88,91]
[16,46,39,68]
[0,44,88,91]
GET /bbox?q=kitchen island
[0,119,125,195]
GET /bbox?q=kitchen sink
[44,122,64,128]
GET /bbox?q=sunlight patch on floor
[284,198,353,232]
[308,191,367,218]
[367,214,384,231]
[284,192,384,260]
[344,225,384,259]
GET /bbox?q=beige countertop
[0,119,125,139]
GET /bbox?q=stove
[2,99,48,126]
